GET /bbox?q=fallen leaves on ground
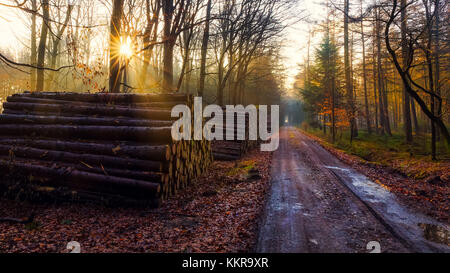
[0,150,272,253]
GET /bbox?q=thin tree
[360,0,371,134]
[401,0,413,143]
[109,0,124,93]
[46,1,75,91]
[198,0,212,97]
[343,0,358,140]
[36,0,50,91]
[30,0,37,91]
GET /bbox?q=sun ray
[119,36,133,59]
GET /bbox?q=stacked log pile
[0,92,212,206]
[211,111,272,161]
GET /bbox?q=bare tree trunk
[331,75,336,142]
[360,0,371,134]
[46,4,74,91]
[184,56,192,94]
[401,0,413,143]
[376,7,391,136]
[372,18,379,134]
[109,0,124,93]
[344,0,357,140]
[217,43,226,106]
[162,0,175,92]
[198,0,212,97]
[239,63,248,105]
[139,0,160,90]
[36,0,50,92]
[434,0,441,141]
[30,0,37,91]
[382,60,392,135]
[411,99,420,134]
[425,8,436,160]
[176,30,192,92]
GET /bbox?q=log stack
[0,92,212,206]
[211,111,271,161]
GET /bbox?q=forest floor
[0,150,272,253]
[302,128,449,224]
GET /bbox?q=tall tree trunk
[344,0,357,140]
[217,43,226,106]
[411,99,420,134]
[162,0,175,93]
[306,29,312,84]
[434,0,441,141]
[109,0,124,93]
[401,0,413,143]
[425,7,436,160]
[372,18,379,134]
[184,56,192,94]
[331,75,336,143]
[376,7,391,136]
[232,55,242,105]
[36,0,50,92]
[360,0,371,134]
[30,0,37,91]
[176,30,192,92]
[239,63,248,105]
[140,0,160,91]
[198,0,212,97]
[46,4,74,91]
[383,60,392,135]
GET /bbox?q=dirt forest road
[257,127,450,253]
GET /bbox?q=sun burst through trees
[119,36,133,59]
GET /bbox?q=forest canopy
[294,0,449,159]
[0,0,295,107]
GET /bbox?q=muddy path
[256,127,449,253]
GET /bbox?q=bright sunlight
[119,36,133,59]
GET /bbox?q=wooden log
[3,102,174,120]
[0,114,173,127]
[0,159,160,198]
[74,165,170,184]
[7,96,188,109]
[0,124,172,143]
[0,138,171,161]
[17,92,191,104]
[7,95,192,110]
[0,145,170,173]
[0,156,169,184]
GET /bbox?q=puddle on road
[325,166,351,172]
[325,165,450,251]
[418,224,450,246]
[325,165,395,205]
[292,203,303,211]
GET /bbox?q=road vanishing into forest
[257,127,450,253]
